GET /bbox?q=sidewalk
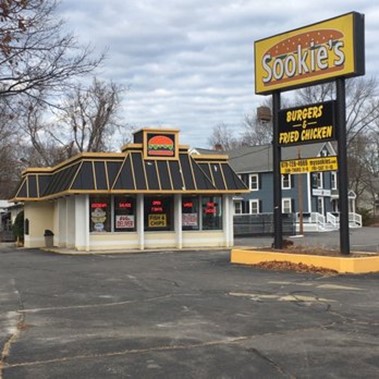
[234,227,379,253]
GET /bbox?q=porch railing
[326,212,362,228]
[326,212,339,228]
[349,212,362,227]
[296,212,326,231]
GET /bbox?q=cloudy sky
[58,0,379,148]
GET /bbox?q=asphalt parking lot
[0,242,378,378]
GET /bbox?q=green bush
[12,211,24,242]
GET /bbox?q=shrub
[12,211,24,242]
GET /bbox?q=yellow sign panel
[148,214,167,227]
[278,101,336,146]
[280,156,338,174]
[254,12,365,94]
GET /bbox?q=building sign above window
[254,12,365,94]
[143,130,179,160]
[278,101,336,146]
[312,189,332,197]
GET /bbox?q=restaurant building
[11,128,248,251]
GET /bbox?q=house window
[282,198,292,214]
[249,199,260,214]
[234,201,242,215]
[114,196,136,232]
[320,148,328,157]
[282,174,291,189]
[312,172,323,189]
[249,174,259,191]
[182,196,199,230]
[90,196,111,232]
[202,196,222,230]
[331,172,337,190]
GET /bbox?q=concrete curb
[40,246,229,255]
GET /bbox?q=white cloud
[58,0,379,148]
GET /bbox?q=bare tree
[296,77,379,212]
[0,100,22,197]
[207,122,240,151]
[57,78,124,153]
[347,134,372,206]
[0,1,110,197]
[296,77,379,145]
[348,130,379,211]
[295,81,335,103]
[0,0,103,106]
[11,77,125,168]
[241,107,273,146]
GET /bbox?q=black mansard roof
[12,144,248,202]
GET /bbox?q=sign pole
[273,91,283,249]
[336,78,350,255]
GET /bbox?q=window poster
[148,214,167,227]
[90,201,108,232]
[182,213,198,227]
[115,215,135,229]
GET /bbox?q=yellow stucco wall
[144,231,176,249]
[87,230,227,250]
[89,232,140,251]
[24,202,54,248]
[182,231,225,247]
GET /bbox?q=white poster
[115,215,135,229]
[182,213,198,227]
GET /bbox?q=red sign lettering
[205,208,216,214]
[119,202,132,208]
[91,202,107,208]
[151,206,163,212]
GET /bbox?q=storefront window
[90,196,111,232]
[202,196,222,230]
[182,196,199,230]
[144,196,173,231]
[114,196,136,232]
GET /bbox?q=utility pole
[297,147,304,235]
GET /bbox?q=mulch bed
[252,260,338,274]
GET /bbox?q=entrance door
[317,197,324,215]
[331,199,339,213]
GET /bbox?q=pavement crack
[3,336,249,369]
[0,280,26,379]
[19,293,173,314]
[246,347,297,378]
